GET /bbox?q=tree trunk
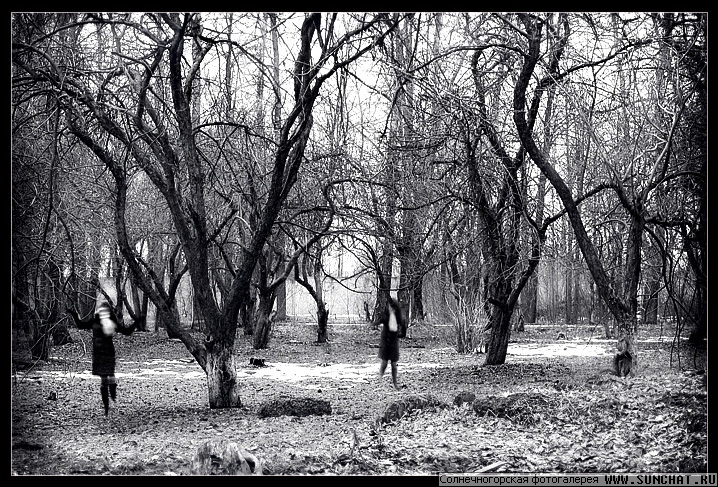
[572,262,582,324]
[397,246,425,332]
[689,307,707,347]
[514,308,525,332]
[242,287,257,336]
[276,281,287,322]
[156,303,182,339]
[313,258,329,343]
[205,332,241,409]
[373,240,393,326]
[615,314,638,375]
[47,261,73,346]
[642,271,661,325]
[484,308,512,365]
[373,290,389,329]
[316,306,329,343]
[481,249,516,365]
[167,306,182,339]
[523,274,538,324]
[397,267,410,322]
[29,319,52,361]
[397,260,411,338]
[31,263,58,360]
[642,226,663,326]
[252,292,276,349]
[191,291,204,331]
[565,261,574,325]
[128,270,149,332]
[293,250,332,343]
[603,319,612,339]
[411,282,424,323]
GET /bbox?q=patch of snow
[508,343,611,357]
[25,359,451,383]
[26,339,665,383]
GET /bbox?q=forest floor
[11,319,707,476]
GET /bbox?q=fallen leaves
[11,322,707,475]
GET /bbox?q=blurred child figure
[375,296,404,390]
[67,301,138,415]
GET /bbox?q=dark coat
[69,307,137,377]
[87,317,116,376]
[376,298,403,362]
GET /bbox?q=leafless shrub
[445,290,485,354]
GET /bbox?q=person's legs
[390,361,399,389]
[107,375,117,401]
[378,359,388,382]
[100,376,110,415]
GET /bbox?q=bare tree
[12,12,405,408]
[512,13,703,372]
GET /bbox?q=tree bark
[523,274,538,324]
[252,291,276,350]
[276,280,287,322]
[312,256,328,343]
[205,329,241,409]
[484,308,513,365]
[316,307,329,343]
[411,283,424,324]
[373,249,392,327]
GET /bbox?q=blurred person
[375,296,404,390]
[66,301,139,415]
